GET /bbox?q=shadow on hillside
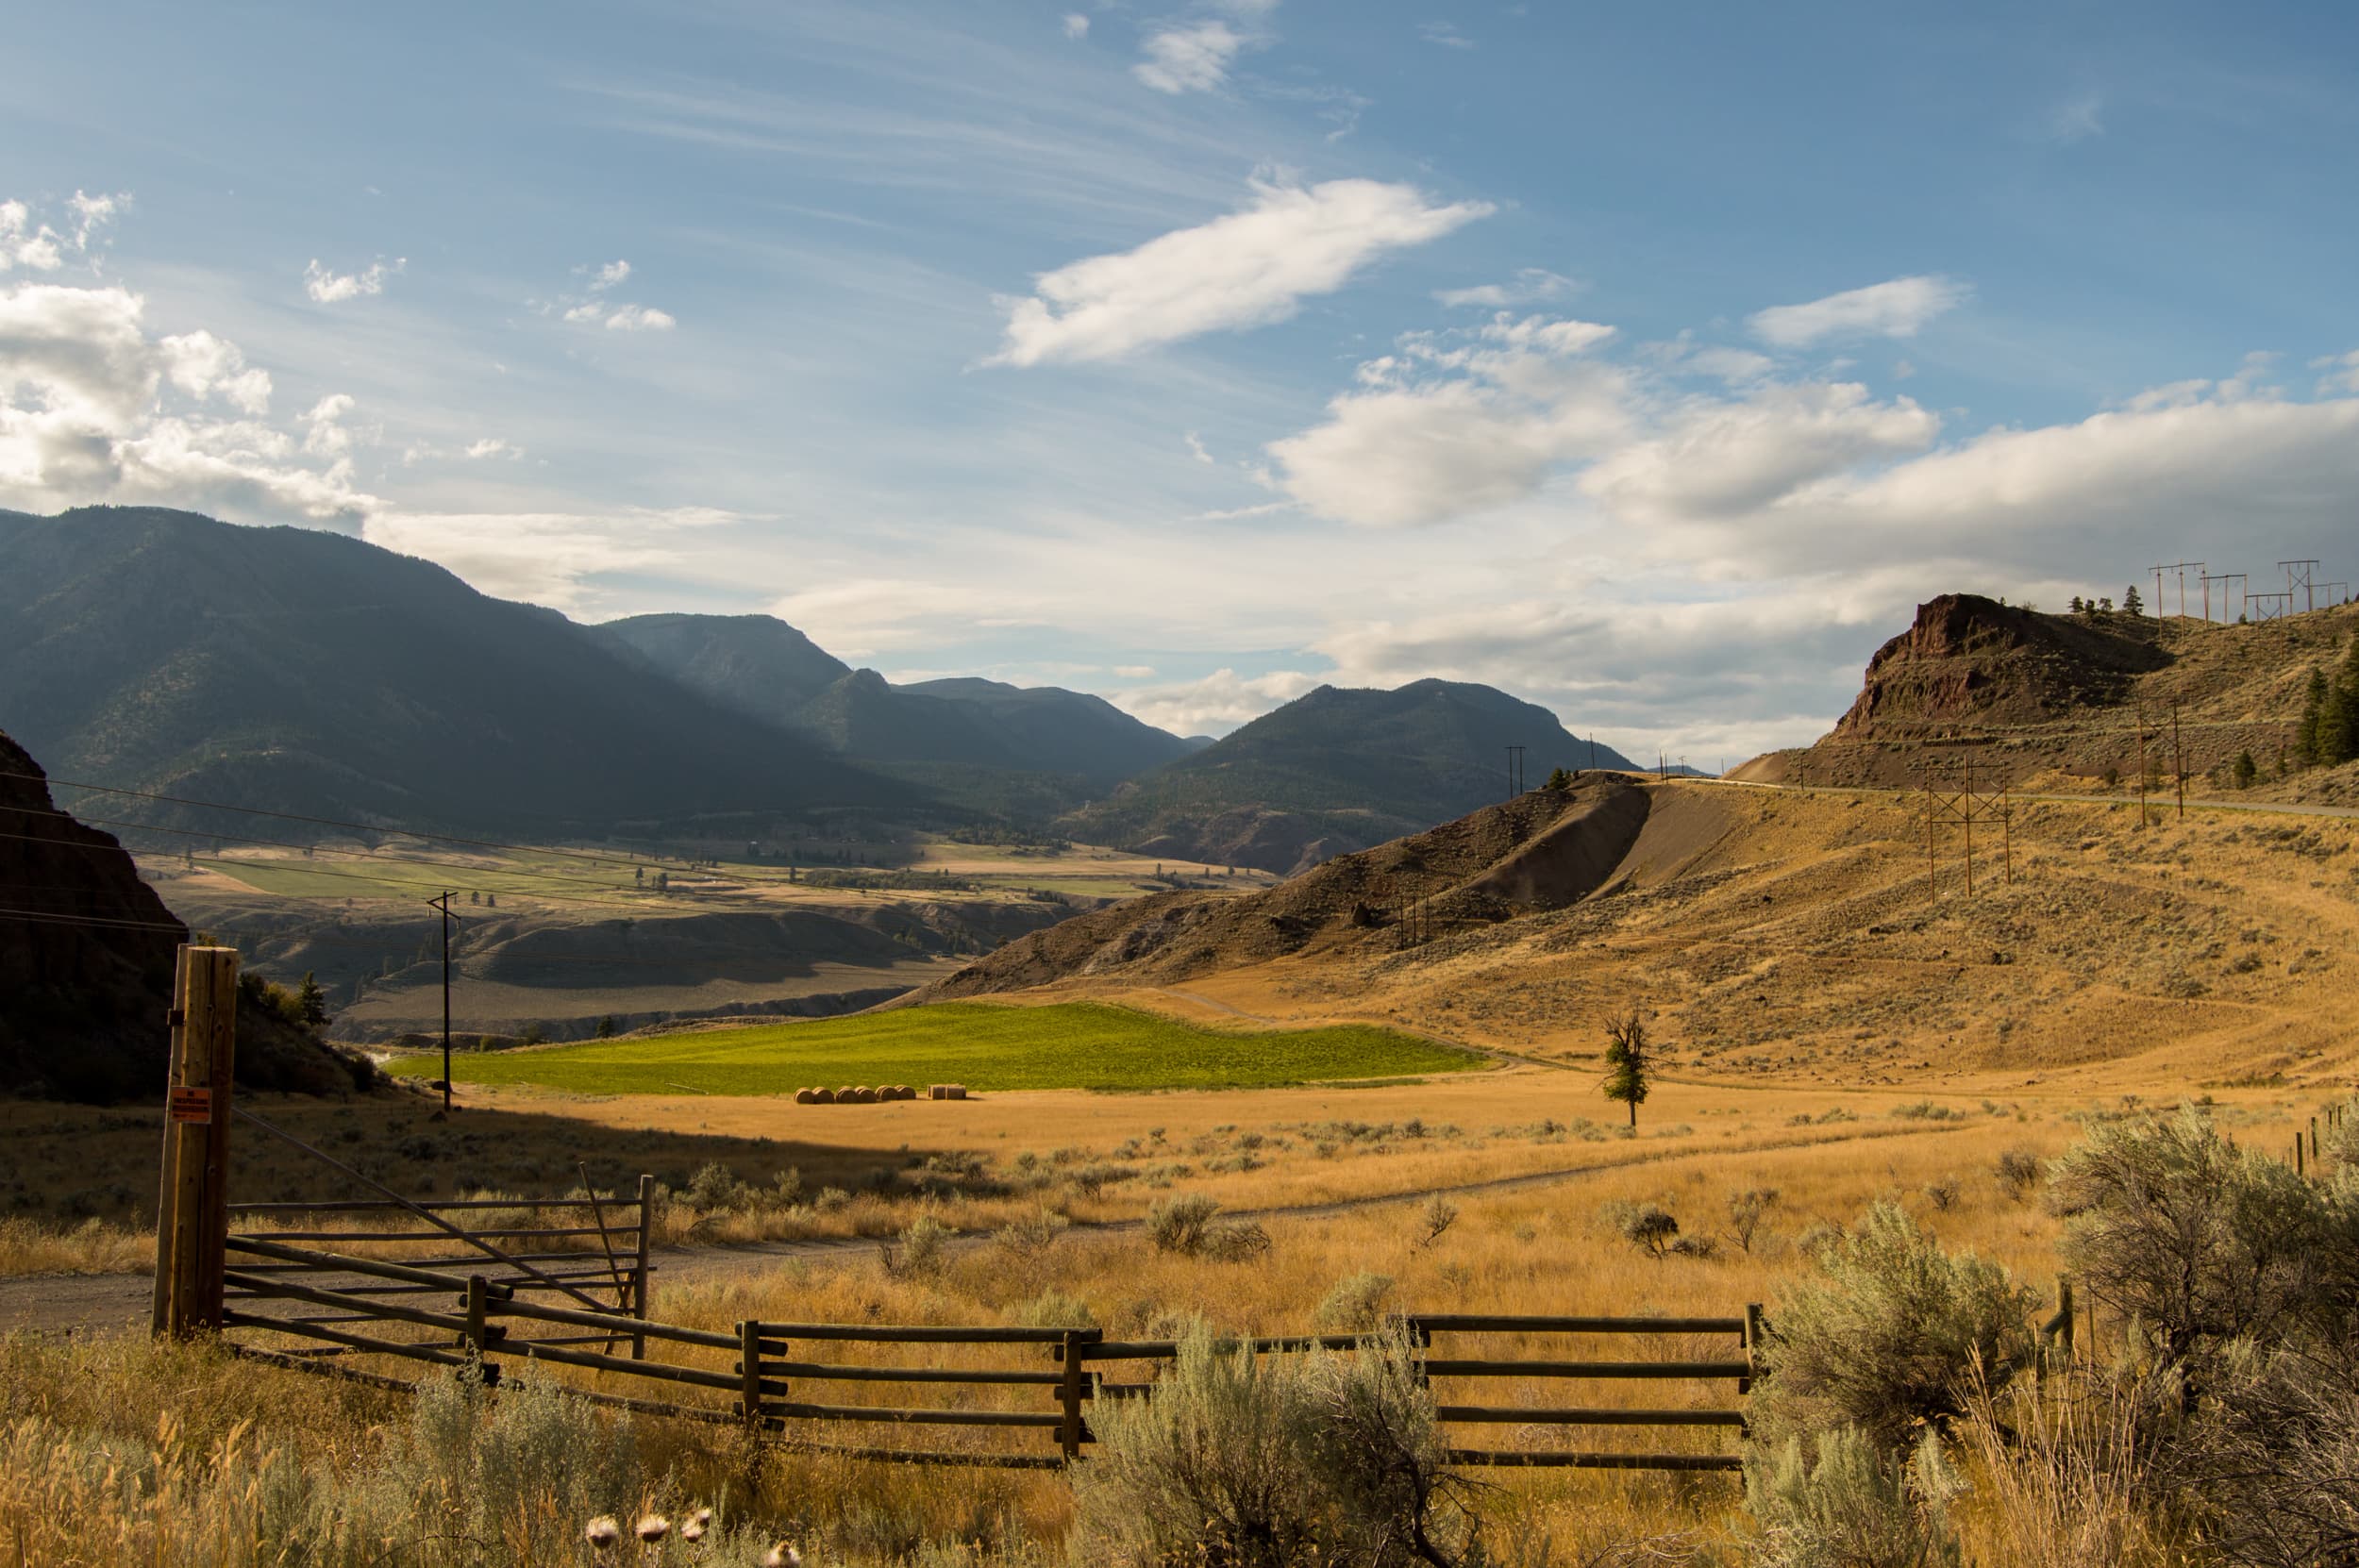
[1,1087,944,1228]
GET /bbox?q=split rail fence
[159,942,1757,1470]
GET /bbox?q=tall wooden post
[738,1320,766,1426]
[153,945,238,1338]
[629,1173,655,1359]
[1058,1331,1087,1461]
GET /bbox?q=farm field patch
[381,1000,1488,1094]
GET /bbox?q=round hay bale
[811,1087,836,1104]
[896,1084,915,1099]
[835,1086,857,1101]
[794,1088,815,1105]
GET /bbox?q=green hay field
[381,1002,1487,1094]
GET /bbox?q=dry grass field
[8,773,2354,1564]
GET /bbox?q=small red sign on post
[169,1086,214,1124]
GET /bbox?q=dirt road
[0,1120,1966,1337]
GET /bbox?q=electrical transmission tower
[1918,754,2014,900]
[2280,559,2321,613]
[1504,744,1527,798]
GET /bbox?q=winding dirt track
[0,1120,1968,1338]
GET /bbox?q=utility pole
[1504,744,1527,798]
[2172,702,2186,821]
[1962,757,1974,895]
[2000,785,2013,886]
[2133,714,2150,830]
[1588,734,1597,771]
[428,891,458,1111]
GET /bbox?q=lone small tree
[1602,1011,1651,1127]
[2123,584,2144,617]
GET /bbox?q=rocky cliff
[1,729,367,1100]
[0,727,188,1098]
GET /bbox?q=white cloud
[771,577,1051,659]
[1748,275,1969,347]
[1418,20,1475,48]
[1435,268,1574,309]
[303,257,403,304]
[1184,431,1213,463]
[1113,663,1157,679]
[1135,21,1246,92]
[1110,666,1320,735]
[0,276,374,525]
[992,178,1492,366]
[0,192,125,274]
[1266,312,1627,526]
[2312,349,2359,396]
[1579,380,1939,525]
[1062,12,1090,39]
[552,262,676,331]
[158,329,273,414]
[363,508,730,612]
[602,303,677,332]
[463,436,523,459]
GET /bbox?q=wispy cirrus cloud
[991,177,1492,366]
[1748,275,1968,347]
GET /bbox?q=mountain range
[1063,680,1637,873]
[0,508,1636,859]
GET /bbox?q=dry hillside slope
[920,592,2359,1096]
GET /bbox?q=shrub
[1921,1180,1960,1213]
[1727,1187,1781,1253]
[1414,1193,1459,1249]
[2048,1107,2351,1371]
[1745,1425,1964,1568]
[685,1161,752,1212]
[1068,1322,1474,1567]
[994,1207,1070,1259]
[1995,1149,2043,1202]
[1146,1194,1269,1261]
[1755,1201,2038,1451]
[1012,1288,1099,1330]
[1315,1272,1396,1332]
[1614,1204,1681,1259]
[888,1214,952,1278]
[2167,1339,2359,1566]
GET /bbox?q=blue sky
[6,2,2358,760]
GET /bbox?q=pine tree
[2298,667,2332,765]
[2123,585,2144,617]
[2069,594,2085,614]
[2233,750,2257,790]
[1546,765,1574,791]
[2331,639,2359,766]
[294,971,329,1028]
[1602,1012,1651,1128]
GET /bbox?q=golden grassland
[11,1099,2314,1564]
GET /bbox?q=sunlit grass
[381,1001,1489,1094]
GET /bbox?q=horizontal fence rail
[221,1235,1759,1472]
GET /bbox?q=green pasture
[381,1002,1487,1094]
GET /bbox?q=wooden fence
[154,941,1757,1472]
[219,1233,1759,1472]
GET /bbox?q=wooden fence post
[1738,1304,1765,1397]
[463,1274,500,1384]
[630,1174,655,1359]
[1058,1331,1087,1461]
[153,945,238,1338]
[738,1321,766,1426]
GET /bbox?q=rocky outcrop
[0,729,370,1100]
[0,727,187,1099]
[1832,594,2169,740]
